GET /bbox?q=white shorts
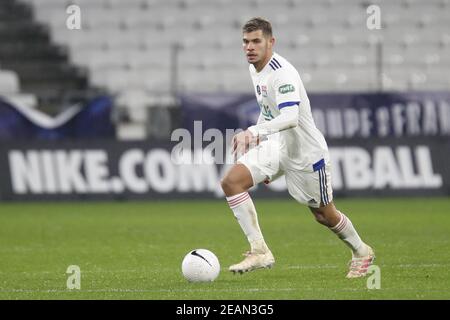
[237,139,333,208]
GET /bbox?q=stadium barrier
[179,92,450,139]
[0,96,115,140]
[0,92,449,200]
[0,137,449,201]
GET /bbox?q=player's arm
[247,103,298,138]
[232,104,298,155]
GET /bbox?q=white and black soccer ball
[181,249,220,282]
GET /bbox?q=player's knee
[220,175,241,195]
[221,165,253,196]
[220,177,233,195]
[221,174,249,196]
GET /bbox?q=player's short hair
[242,17,273,38]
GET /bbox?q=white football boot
[229,250,275,274]
[346,245,375,278]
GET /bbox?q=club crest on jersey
[279,84,295,94]
[261,85,267,97]
[256,85,261,95]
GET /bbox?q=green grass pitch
[0,198,449,299]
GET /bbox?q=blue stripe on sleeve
[278,101,300,109]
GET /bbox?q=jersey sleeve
[273,69,301,110]
[248,104,298,137]
[256,112,265,125]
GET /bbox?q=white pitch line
[287,265,339,269]
[0,288,298,294]
[393,263,450,268]
[1,263,449,277]
[286,263,450,269]
[1,288,450,294]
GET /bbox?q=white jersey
[249,52,328,171]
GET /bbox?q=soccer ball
[181,249,220,282]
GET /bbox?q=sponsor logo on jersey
[256,85,261,95]
[279,84,295,94]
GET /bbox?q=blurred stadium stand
[1,0,449,138]
[0,0,99,114]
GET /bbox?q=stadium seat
[73,50,128,70]
[178,69,225,93]
[0,70,20,94]
[416,69,450,91]
[221,73,254,93]
[382,69,415,91]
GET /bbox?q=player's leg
[221,163,270,254]
[221,140,281,273]
[221,163,275,273]
[309,159,375,278]
[309,201,367,255]
[308,202,375,278]
[285,158,375,278]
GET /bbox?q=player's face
[242,30,274,66]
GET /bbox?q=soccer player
[221,17,375,278]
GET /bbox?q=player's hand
[232,129,259,156]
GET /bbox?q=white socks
[330,211,368,257]
[226,192,269,253]
[226,193,366,257]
